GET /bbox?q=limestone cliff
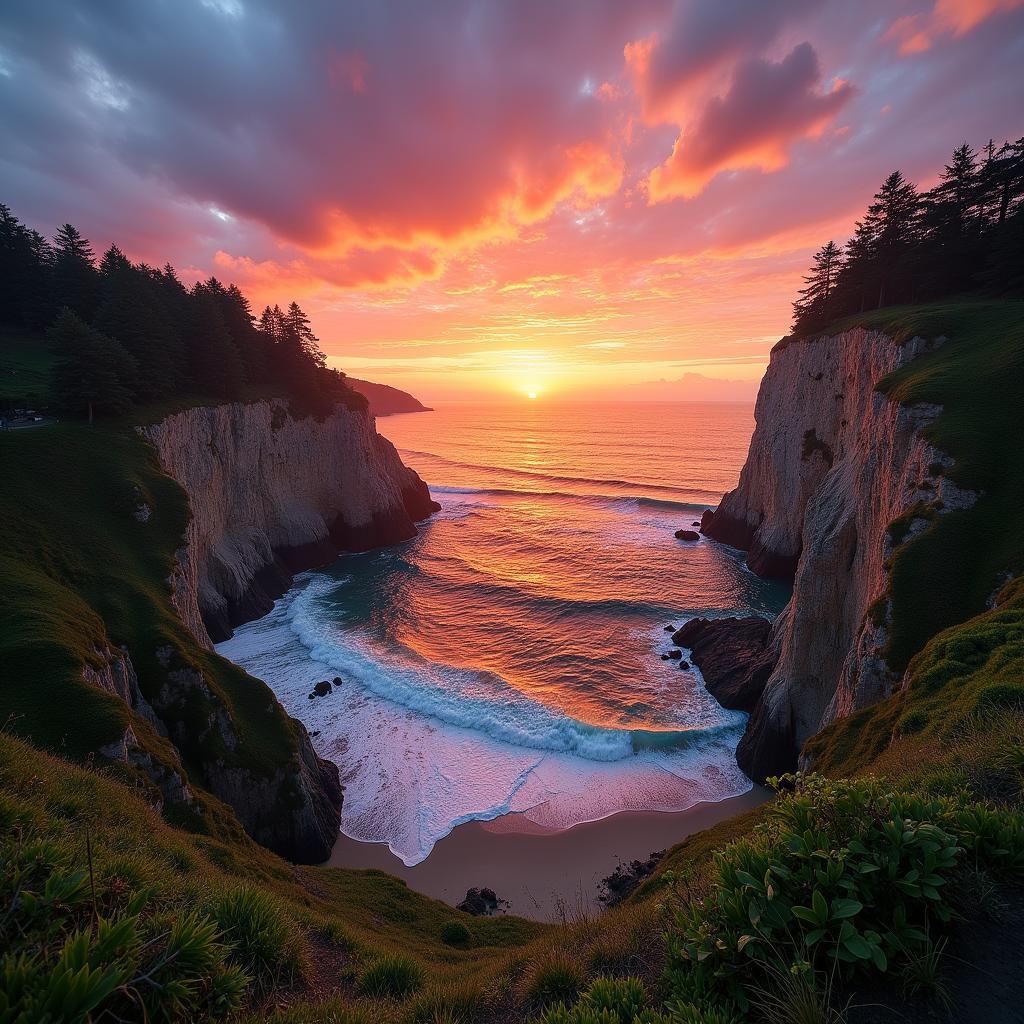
[127,397,437,862]
[141,399,439,643]
[702,328,975,780]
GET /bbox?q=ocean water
[217,401,790,865]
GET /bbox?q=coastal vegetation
[791,138,1023,337]
[0,203,365,421]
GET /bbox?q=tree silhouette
[49,309,136,422]
[792,241,843,332]
[50,223,98,321]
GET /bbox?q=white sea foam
[218,579,753,866]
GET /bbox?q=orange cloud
[648,44,854,202]
[885,0,1024,54]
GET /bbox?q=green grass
[0,731,557,1019]
[804,577,1024,780]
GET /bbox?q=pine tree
[0,204,50,327]
[49,308,136,422]
[792,241,843,333]
[927,143,979,239]
[187,284,246,398]
[49,223,98,320]
[283,301,327,368]
[94,246,184,399]
[842,171,920,309]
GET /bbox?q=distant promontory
[346,377,433,416]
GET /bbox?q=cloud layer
[1,0,1021,398]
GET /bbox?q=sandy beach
[326,786,769,921]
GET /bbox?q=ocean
[216,401,790,866]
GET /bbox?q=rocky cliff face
[141,400,438,644]
[129,398,437,861]
[702,328,975,781]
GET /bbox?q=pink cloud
[886,0,1024,54]
[648,44,855,201]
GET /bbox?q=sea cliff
[141,399,438,644]
[701,327,975,780]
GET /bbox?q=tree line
[793,137,1024,336]
[0,205,364,420]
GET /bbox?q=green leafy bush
[355,954,423,999]
[0,831,247,1022]
[663,774,1024,1014]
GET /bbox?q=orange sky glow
[4,0,1022,401]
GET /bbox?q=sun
[527,391,538,400]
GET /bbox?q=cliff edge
[702,326,975,780]
[141,399,439,644]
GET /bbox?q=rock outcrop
[701,329,975,781]
[141,399,439,644]
[672,617,775,712]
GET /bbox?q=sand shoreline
[326,786,770,921]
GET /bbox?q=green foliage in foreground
[547,773,1024,1024]
[0,830,248,1022]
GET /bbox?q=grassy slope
[0,423,309,788]
[0,327,53,406]
[0,732,558,1021]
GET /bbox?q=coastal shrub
[356,954,423,999]
[439,919,472,946]
[407,978,485,1022]
[662,773,1024,1013]
[540,976,734,1024]
[211,886,303,988]
[523,949,586,1010]
[0,827,248,1022]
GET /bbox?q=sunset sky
[2,0,1022,400]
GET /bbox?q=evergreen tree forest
[0,205,365,419]
[792,137,1024,335]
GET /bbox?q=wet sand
[326,786,769,921]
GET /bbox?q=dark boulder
[664,625,675,632]
[691,521,700,527]
[679,660,690,670]
[674,529,700,542]
[672,617,775,713]
[312,680,332,697]
[660,654,670,660]
[668,649,682,660]
[457,887,505,916]
[332,676,343,686]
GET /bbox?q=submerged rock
[674,529,700,542]
[312,680,332,697]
